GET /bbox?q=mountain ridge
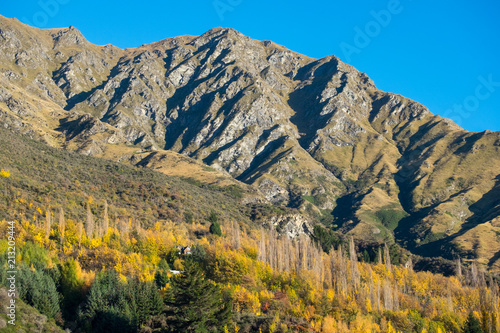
[1,15,500,269]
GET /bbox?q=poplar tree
[405,256,413,272]
[393,284,399,311]
[376,279,381,311]
[456,258,463,279]
[232,221,241,249]
[258,228,266,264]
[471,262,479,287]
[78,221,83,247]
[86,202,94,240]
[103,200,109,235]
[349,236,360,287]
[384,243,391,272]
[45,208,51,239]
[58,207,65,245]
[368,267,376,310]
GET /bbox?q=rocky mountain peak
[50,25,88,47]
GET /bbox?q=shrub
[210,220,222,237]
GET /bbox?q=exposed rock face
[1,16,500,267]
[271,214,312,239]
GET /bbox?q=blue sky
[1,0,499,132]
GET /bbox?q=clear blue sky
[2,0,499,132]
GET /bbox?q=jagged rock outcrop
[1,15,500,268]
[271,214,312,239]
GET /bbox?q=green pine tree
[80,270,136,333]
[191,244,207,263]
[131,278,164,325]
[165,258,231,332]
[462,312,484,333]
[17,263,60,318]
[60,258,85,321]
[155,259,170,289]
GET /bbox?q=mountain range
[1,15,499,270]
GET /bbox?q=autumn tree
[45,208,51,240]
[349,236,360,287]
[384,243,391,272]
[258,228,266,264]
[232,221,241,249]
[58,207,65,245]
[86,202,94,240]
[103,200,109,235]
[78,221,83,247]
[456,257,463,279]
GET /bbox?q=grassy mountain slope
[0,125,254,228]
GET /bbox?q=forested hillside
[1,127,500,333]
[1,197,499,332]
[1,16,500,268]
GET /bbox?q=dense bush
[312,225,343,253]
[210,221,222,236]
[209,211,222,236]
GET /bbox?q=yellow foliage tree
[322,316,337,333]
[0,168,10,177]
